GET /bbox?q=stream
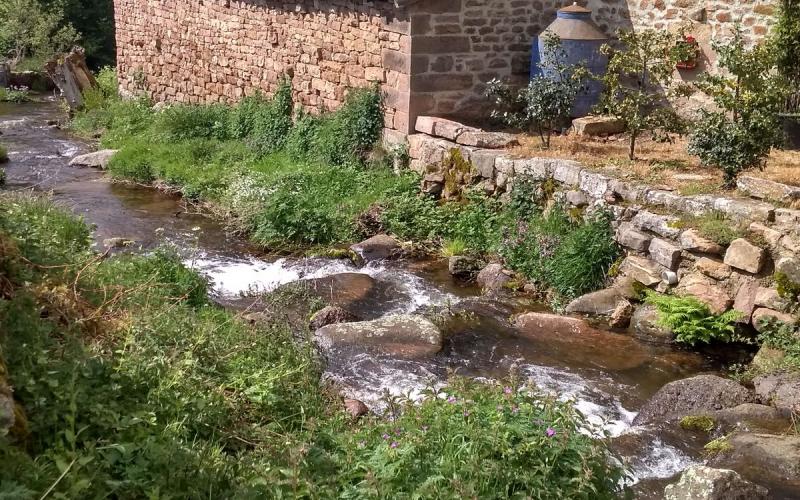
[1,98,741,498]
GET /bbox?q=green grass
[0,193,625,498]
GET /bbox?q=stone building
[113,0,776,134]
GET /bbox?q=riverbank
[0,190,625,498]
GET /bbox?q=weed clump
[680,415,716,432]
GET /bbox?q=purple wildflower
[390,441,399,449]
[382,433,390,440]
[503,386,513,395]
[546,427,556,437]
[512,405,519,414]
[447,396,457,404]
[463,410,470,417]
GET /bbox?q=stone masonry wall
[408,116,800,334]
[405,0,775,124]
[114,0,413,132]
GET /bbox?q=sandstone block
[572,115,625,136]
[695,257,731,280]
[616,222,652,252]
[736,175,800,203]
[680,228,724,255]
[754,286,791,312]
[649,238,682,270]
[723,239,766,274]
[456,131,517,149]
[620,255,664,287]
[752,308,797,332]
[675,272,732,315]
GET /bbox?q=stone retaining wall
[408,116,800,332]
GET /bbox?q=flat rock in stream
[69,149,117,169]
[710,432,800,490]
[664,465,769,500]
[633,375,756,426]
[315,314,443,360]
[513,312,650,371]
[565,287,625,316]
[349,234,402,263]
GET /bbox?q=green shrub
[645,292,741,345]
[230,80,294,155]
[679,415,716,432]
[0,86,31,103]
[315,86,383,166]
[547,211,619,299]
[156,103,231,141]
[775,271,800,302]
[756,318,800,372]
[688,28,786,185]
[106,142,155,182]
[285,108,322,161]
[0,144,8,163]
[382,185,451,243]
[676,211,743,246]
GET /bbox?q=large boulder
[349,234,402,263]
[572,115,625,136]
[448,255,484,279]
[710,433,800,488]
[513,312,649,371]
[633,375,756,426]
[751,308,797,332]
[630,304,673,343]
[713,403,791,434]
[315,314,443,360]
[664,465,769,500]
[68,149,118,169]
[565,287,625,316]
[753,372,800,415]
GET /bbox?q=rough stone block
[572,115,625,136]
[616,222,652,252]
[752,308,797,331]
[551,160,582,186]
[695,257,731,281]
[456,131,517,149]
[675,272,733,315]
[579,170,611,198]
[649,238,682,270]
[415,116,436,135]
[513,158,551,180]
[620,256,665,287]
[680,229,723,255]
[470,150,501,179]
[736,175,800,203]
[748,222,783,249]
[754,286,791,312]
[723,238,767,274]
[631,211,682,239]
[732,277,759,323]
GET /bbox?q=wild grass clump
[0,86,31,103]
[756,318,800,372]
[0,193,625,498]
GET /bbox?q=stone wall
[408,116,800,333]
[114,0,413,132]
[405,0,775,123]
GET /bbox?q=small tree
[486,35,585,148]
[0,0,78,68]
[772,0,800,111]
[596,29,692,160]
[688,28,786,185]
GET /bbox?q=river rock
[448,255,483,279]
[68,149,118,169]
[751,308,797,332]
[283,273,407,320]
[630,304,673,343]
[315,314,443,360]
[349,234,401,263]
[514,312,649,371]
[633,375,756,426]
[750,346,786,374]
[713,403,791,434]
[753,372,800,415]
[724,239,766,274]
[309,306,359,330]
[680,229,724,255]
[102,237,135,248]
[710,433,800,487]
[609,300,634,328]
[675,272,732,315]
[476,263,512,293]
[565,287,625,316]
[343,398,369,418]
[664,465,769,500]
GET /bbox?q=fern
[645,292,741,345]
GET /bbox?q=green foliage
[704,436,733,454]
[44,0,116,69]
[156,103,232,141]
[500,205,618,300]
[771,0,800,88]
[674,211,743,246]
[688,28,787,185]
[775,271,800,302]
[756,318,800,372]
[285,108,322,161]
[645,292,741,345]
[315,86,384,167]
[679,415,716,432]
[597,29,692,160]
[0,194,624,498]
[0,0,79,67]
[0,145,7,163]
[486,34,585,148]
[0,86,31,103]
[228,81,294,156]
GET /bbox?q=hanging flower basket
[675,35,700,70]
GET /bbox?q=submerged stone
[315,314,443,360]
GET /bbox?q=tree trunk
[628,132,637,160]
[44,47,97,113]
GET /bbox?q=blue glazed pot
[531,3,609,117]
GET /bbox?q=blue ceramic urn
[531,3,609,117]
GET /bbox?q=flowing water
[1,98,746,498]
